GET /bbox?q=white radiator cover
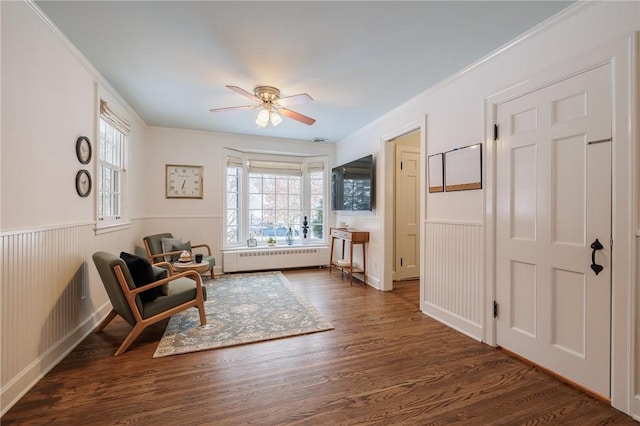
[223,246,330,272]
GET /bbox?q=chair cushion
[152,265,169,296]
[160,237,183,262]
[120,252,158,302]
[144,233,173,260]
[202,255,216,268]
[172,241,192,261]
[142,277,207,319]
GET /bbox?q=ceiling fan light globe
[270,111,283,126]
[256,108,270,128]
[255,116,268,128]
[257,108,270,121]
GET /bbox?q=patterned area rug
[153,271,333,358]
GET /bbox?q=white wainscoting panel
[0,221,142,416]
[422,221,483,340]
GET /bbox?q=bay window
[225,150,327,246]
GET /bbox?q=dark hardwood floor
[3,268,635,425]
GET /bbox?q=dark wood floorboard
[2,269,635,425]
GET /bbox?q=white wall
[0,2,147,415]
[335,1,639,418]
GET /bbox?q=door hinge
[610,237,613,248]
[494,124,499,141]
[493,301,498,318]
[400,161,403,170]
[400,258,403,267]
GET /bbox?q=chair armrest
[152,261,175,276]
[191,243,212,255]
[149,249,184,261]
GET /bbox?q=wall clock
[165,164,203,199]
[75,169,92,197]
[75,136,92,164]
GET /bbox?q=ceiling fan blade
[280,108,316,125]
[209,105,255,112]
[277,93,313,107]
[226,85,260,101]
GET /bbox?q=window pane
[289,179,300,194]
[227,209,237,226]
[263,177,275,193]
[227,193,237,209]
[227,175,238,192]
[263,195,275,209]
[249,194,262,209]
[249,176,262,192]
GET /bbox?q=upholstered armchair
[143,233,215,278]
[92,251,207,356]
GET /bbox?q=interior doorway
[391,130,421,282]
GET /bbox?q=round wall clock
[76,136,92,164]
[75,169,92,197]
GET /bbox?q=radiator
[223,246,330,272]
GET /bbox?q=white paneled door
[496,64,612,397]
[395,145,420,280]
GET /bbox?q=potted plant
[266,237,276,247]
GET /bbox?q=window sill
[223,242,329,251]
[95,220,131,235]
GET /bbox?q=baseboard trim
[421,302,482,342]
[0,302,112,417]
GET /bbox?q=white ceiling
[36,1,573,143]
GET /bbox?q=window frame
[95,100,130,234]
[223,149,328,248]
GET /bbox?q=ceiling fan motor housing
[255,86,280,103]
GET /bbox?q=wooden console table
[329,228,369,285]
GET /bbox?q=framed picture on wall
[428,153,444,193]
[444,143,482,191]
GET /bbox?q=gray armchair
[92,251,207,356]
[143,232,215,278]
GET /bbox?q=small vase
[286,227,293,245]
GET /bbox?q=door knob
[590,238,604,275]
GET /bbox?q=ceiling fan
[210,85,316,127]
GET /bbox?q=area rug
[153,271,333,358]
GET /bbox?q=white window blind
[248,160,303,176]
[100,99,131,134]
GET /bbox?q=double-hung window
[225,150,327,246]
[97,99,129,231]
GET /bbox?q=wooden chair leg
[114,324,146,356]
[95,309,117,333]
[197,302,207,326]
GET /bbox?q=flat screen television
[331,154,374,211]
